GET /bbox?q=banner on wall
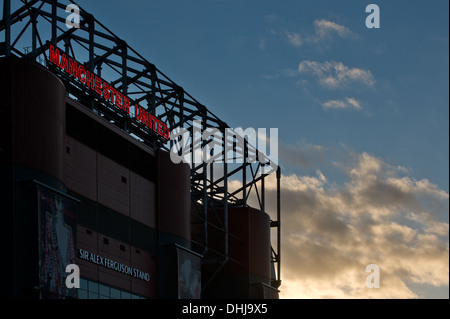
[37,186,77,299]
[177,247,201,299]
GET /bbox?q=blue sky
[71,0,448,193]
[3,0,448,299]
[70,0,448,299]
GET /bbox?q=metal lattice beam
[0,0,281,291]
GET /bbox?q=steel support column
[276,166,281,283]
[3,0,11,56]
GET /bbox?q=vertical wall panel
[0,56,65,181]
[157,149,191,242]
[130,249,157,298]
[97,154,130,217]
[64,137,97,201]
[76,225,99,282]
[130,172,156,228]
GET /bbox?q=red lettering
[49,45,60,67]
[103,82,110,100]
[135,105,142,121]
[85,70,95,90]
[68,58,78,79]
[123,97,130,114]
[148,114,156,131]
[116,91,123,109]
[78,65,86,84]
[47,46,169,141]
[141,109,148,127]
[95,76,102,96]
[60,54,68,72]
[162,125,170,140]
[135,106,168,138]
[156,120,164,136]
[109,87,117,105]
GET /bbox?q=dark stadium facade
[0,0,281,299]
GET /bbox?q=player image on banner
[37,187,77,299]
[177,248,201,299]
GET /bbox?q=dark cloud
[278,140,326,168]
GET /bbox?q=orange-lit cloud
[298,60,375,89]
[248,150,448,298]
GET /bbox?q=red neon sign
[48,45,170,140]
